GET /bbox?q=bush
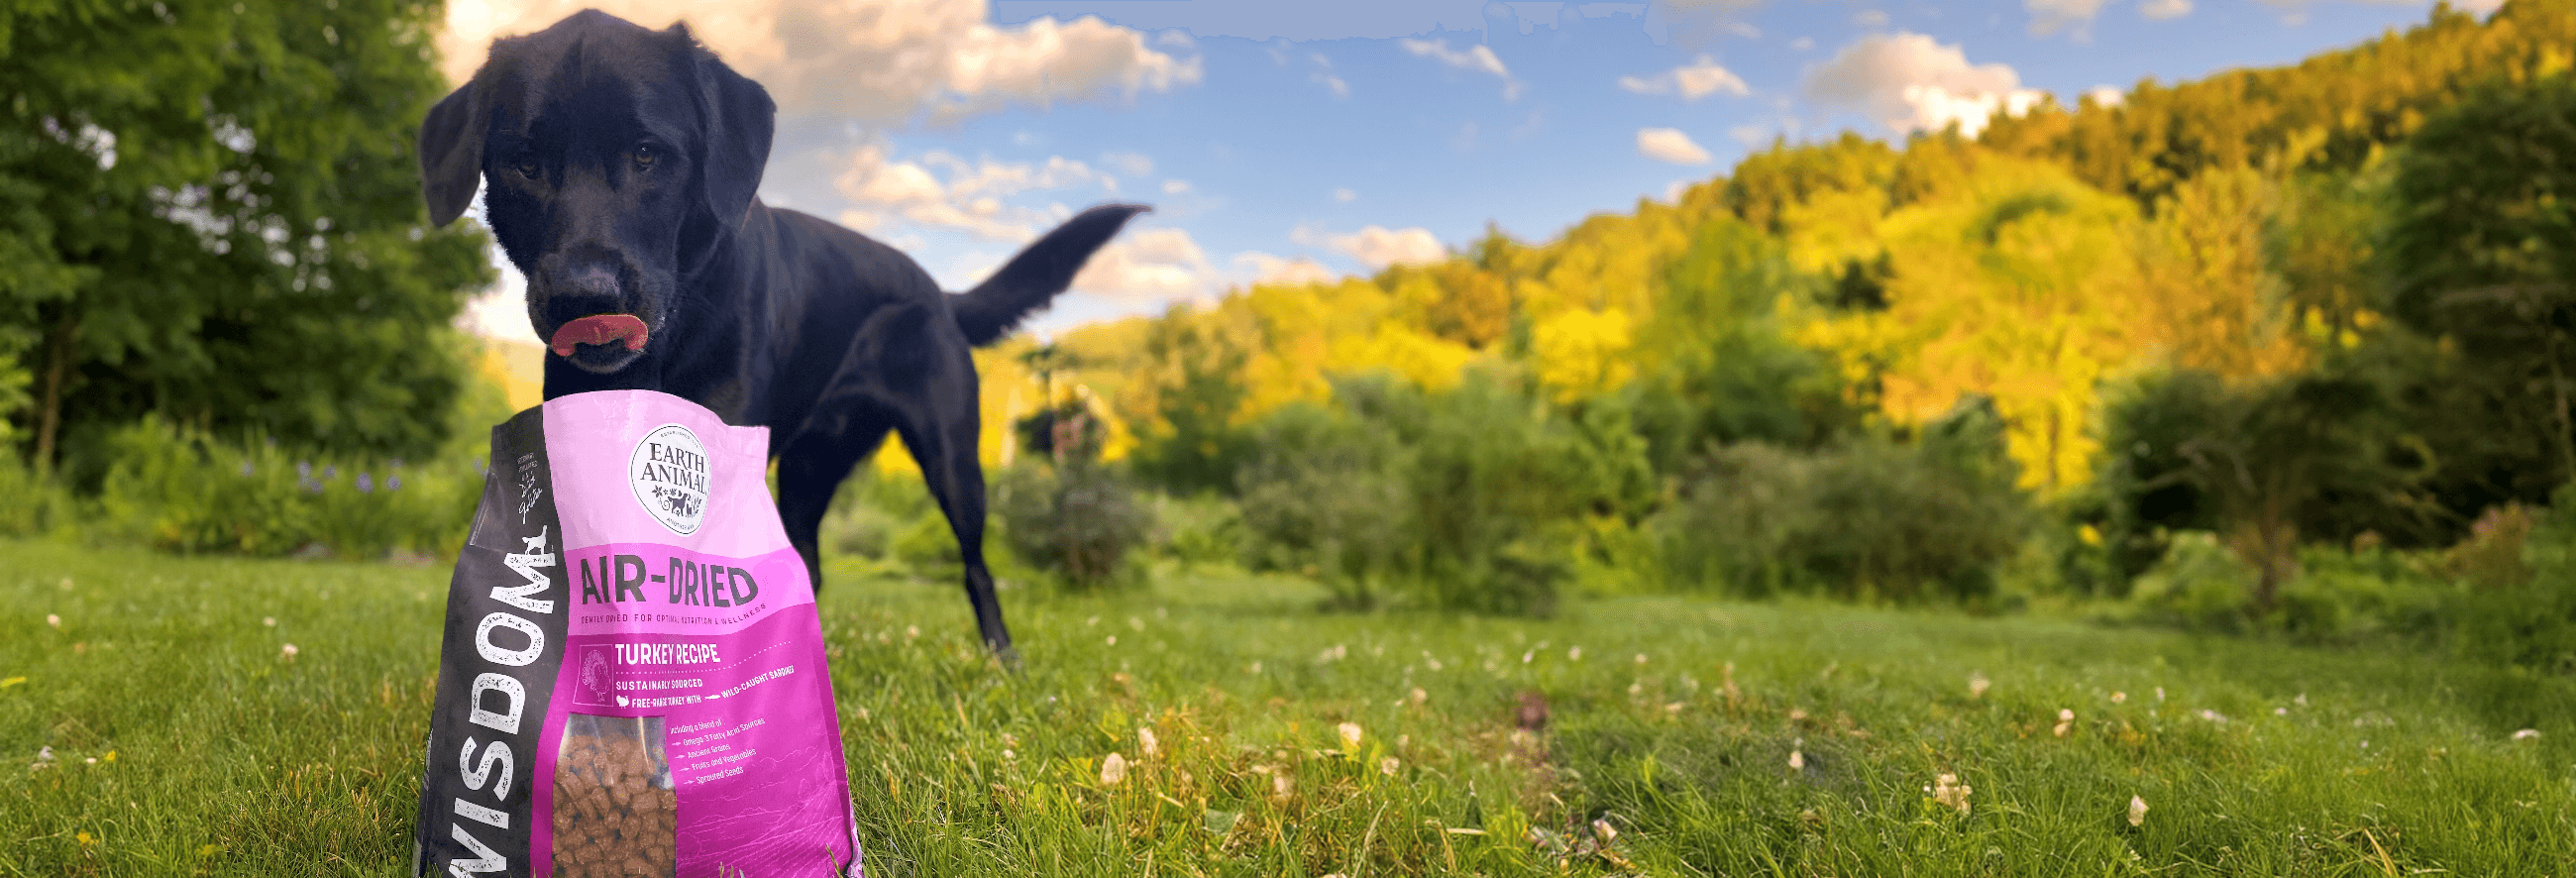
[2119,531,2262,633]
[1652,399,2029,604]
[1234,402,1412,609]
[2457,494,2576,674]
[89,417,481,559]
[1231,371,1606,616]
[993,460,1152,592]
[1377,374,1595,616]
[2106,528,2461,644]
[1148,493,1244,573]
[815,469,945,570]
[2271,548,2453,645]
[0,451,77,539]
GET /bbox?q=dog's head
[419,10,775,375]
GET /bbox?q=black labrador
[419,9,1143,659]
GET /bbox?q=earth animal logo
[629,423,711,535]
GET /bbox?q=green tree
[2379,71,2576,519]
[1722,132,1899,236]
[1127,306,1253,494]
[2102,370,2422,609]
[1983,1,2576,211]
[0,0,492,473]
[1626,217,1851,472]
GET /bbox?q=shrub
[1653,441,1816,598]
[1381,374,1590,616]
[2270,548,2453,645]
[0,451,77,539]
[1652,399,2029,604]
[2447,503,2535,589]
[1231,371,1605,616]
[2121,531,2261,633]
[1234,402,1412,609]
[1149,493,1244,573]
[2456,493,2576,674]
[993,460,1152,592]
[89,417,480,559]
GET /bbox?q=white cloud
[1071,226,1219,302]
[1233,252,1338,286]
[1310,53,1351,98]
[2453,0,2505,13]
[437,0,1201,122]
[1399,37,1522,100]
[2139,0,2194,19]
[1162,179,1191,194]
[1334,187,1357,203]
[1618,55,1751,101]
[1294,224,1448,270]
[927,151,1100,199]
[2026,0,2109,37]
[1853,9,1890,27]
[1726,21,1761,38]
[2085,84,2124,107]
[1100,151,1154,178]
[1790,36,1814,51]
[1729,122,1771,148]
[1806,33,2047,139]
[1400,37,1509,78]
[1637,128,1714,165]
[833,142,1111,242]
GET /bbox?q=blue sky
[446,0,2486,344]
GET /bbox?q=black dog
[420,9,1143,658]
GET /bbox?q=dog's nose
[569,264,619,298]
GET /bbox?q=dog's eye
[631,143,658,169]
[511,156,541,179]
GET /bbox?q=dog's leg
[889,365,1016,665]
[775,418,890,599]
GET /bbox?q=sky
[441,0,2497,346]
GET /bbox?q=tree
[0,0,492,473]
[2103,369,2423,608]
[1802,157,2153,492]
[1981,1,2576,211]
[1626,217,1849,471]
[1127,304,1253,494]
[2378,71,2576,520]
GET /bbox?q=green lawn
[5,538,2574,876]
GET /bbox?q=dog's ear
[675,23,775,233]
[419,80,488,228]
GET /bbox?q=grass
[4,538,2574,877]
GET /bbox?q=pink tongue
[548,314,649,357]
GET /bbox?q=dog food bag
[412,389,863,878]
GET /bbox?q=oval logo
[629,423,710,535]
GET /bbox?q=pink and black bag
[413,389,862,877]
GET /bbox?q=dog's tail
[951,203,1153,347]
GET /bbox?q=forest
[931,0,2576,663]
[6,1,2576,671]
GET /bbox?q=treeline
[8,0,2576,672]
[0,0,506,558]
[0,0,491,476]
[953,1,2576,668]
